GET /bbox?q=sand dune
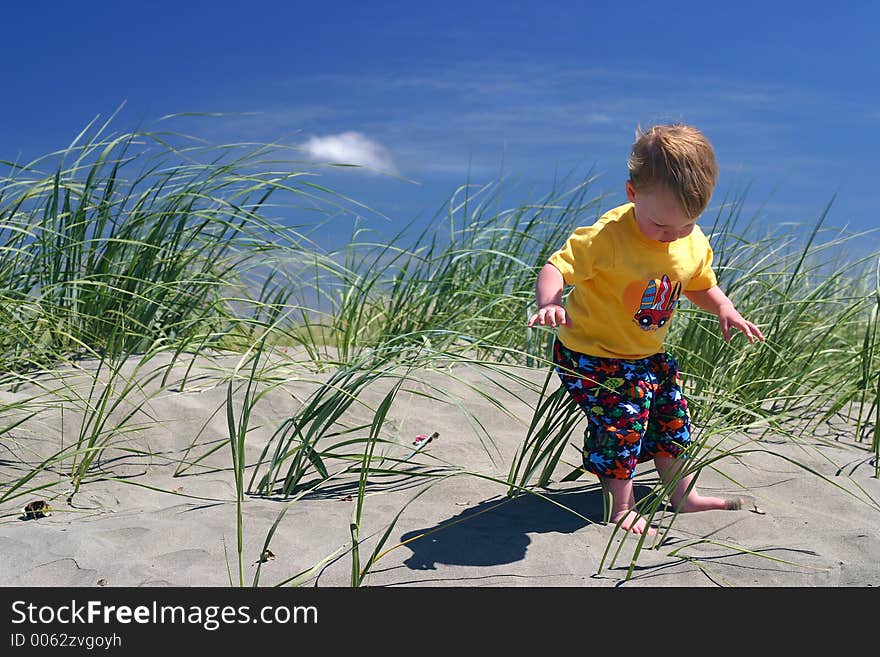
[2,350,878,587]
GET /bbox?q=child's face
[626,181,695,243]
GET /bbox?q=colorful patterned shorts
[553,339,692,480]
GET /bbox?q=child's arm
[527,263,572,327]
[684,286,765,343]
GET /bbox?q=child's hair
[627,124,718,219]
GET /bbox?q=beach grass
[1,121,877,585]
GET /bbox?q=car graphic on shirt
[633,275,681,330]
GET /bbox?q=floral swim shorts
[552,339,692,480]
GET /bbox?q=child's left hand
[717,304,765,343]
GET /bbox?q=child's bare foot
[611,509,657,535]
[675,494,745,513]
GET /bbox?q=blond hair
[627,124,718,219]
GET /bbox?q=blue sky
[2,1,878,247]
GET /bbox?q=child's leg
[552,341,656,535]
[601,476,656,535]
[644,352,743,514]
[654,455,743,512]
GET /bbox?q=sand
[1,349,878,588]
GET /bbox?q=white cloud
[299,131,397,174]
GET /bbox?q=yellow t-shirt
[547,203,717,359]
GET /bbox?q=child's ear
[625,180,637,203]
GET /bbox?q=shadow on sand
[398,484,653,570]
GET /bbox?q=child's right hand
[527,304,571,328]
